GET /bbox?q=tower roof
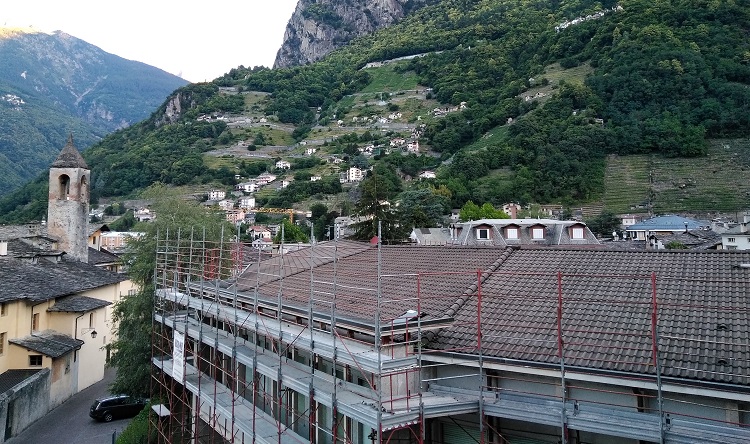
[51,134,88,169]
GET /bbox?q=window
[506,227,519,239]
[29,355,42,366]
[0,303,6,316]
[0,332,5,355]
[89,312,95,328]
[571,227,585,239]
[476,228,490,240]
[531,227,545,240]
[32,313,39,331]
[727,238,736,243]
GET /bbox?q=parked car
[89,394,148,422]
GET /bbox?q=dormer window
[570,224,585,240]
[505,226,519,240]
[476,228,490,240]
[531,227,545,240]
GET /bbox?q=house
[339,167,364,184]
[448,218,600,246]
[626,215,707,241]
[310,175,322,182]
[238,196,256,210]
[224,209,246,224]
[0,136,136,440]
[235,181,258,193]
[207,189,226,201]
[406,140,419,153]
[275,160,291,170]
[305,148,317,156]
[134,207,155,222]
[100,231,143,253]
[217,199,234,211]
[150,236,750,444]
[418,171,436,179]
[721,212,750,250]
[409,227,450,245]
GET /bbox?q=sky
[2,0,299,82]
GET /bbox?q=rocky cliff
[274,0,437,68]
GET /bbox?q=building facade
[150,235,750,444]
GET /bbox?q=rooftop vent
[717,323,729,331]
[717,358,729,366]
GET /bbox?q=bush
[116,401,156,444]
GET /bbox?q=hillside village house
[238,196,256,210]
[275,160,291,170]
[207,189,226,201]
[150,235,750,444]
[0,137,135,441]
[339,166,364,183]
[626,215,706,241]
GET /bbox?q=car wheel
[103,412,114,422]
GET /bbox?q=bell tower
[47,134,90,262]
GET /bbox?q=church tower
[47,135,90,263]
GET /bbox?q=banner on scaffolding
[172,330,185,382]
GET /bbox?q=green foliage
[458,200,508,221]
[273,219,310,243]
[302,4,344,29]
[586,211,621,237]
[109,184,231,397]
[115,400,155,444]
[397,188,451,228]
[351,164,405,242]
[666,241,688,250]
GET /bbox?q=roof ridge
[424,246,516,343]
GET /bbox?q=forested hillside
[0,28,187,195]
[1,0,748,224]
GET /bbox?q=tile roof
[9,330,84,358]
[233,242,509,326]
[0,254,128,303]
[228,243,750,386]
[0,369,44,395]
[47,295,112,312]
[429,248,750,386]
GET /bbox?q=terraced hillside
[603,140,750,216]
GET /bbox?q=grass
[601,139,750,215]
[360,64,420,94]
[518,62,594,105]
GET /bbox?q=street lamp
[80,328,97,339]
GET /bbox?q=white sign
[172,331,185,382]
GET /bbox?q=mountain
[0,28,188,195]
[2,0,750,225]
[274,0,438,68]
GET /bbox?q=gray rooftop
[0,369,44,395]
[9,330,84,358]
[0,253,128,303]
[47,295,112,313]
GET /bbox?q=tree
[459,200,508,221]
[273,219,310,243]
[586,211,622,237]
[350,166,405,243]
[397,188,450,228]
[109,184,231,396]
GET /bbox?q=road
[8,368,133,444]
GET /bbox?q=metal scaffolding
[149,229,750,444]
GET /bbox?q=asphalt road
[8,368,133,444]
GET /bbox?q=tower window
[58,174,71,200]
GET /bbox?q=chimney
[0,240,6,256]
